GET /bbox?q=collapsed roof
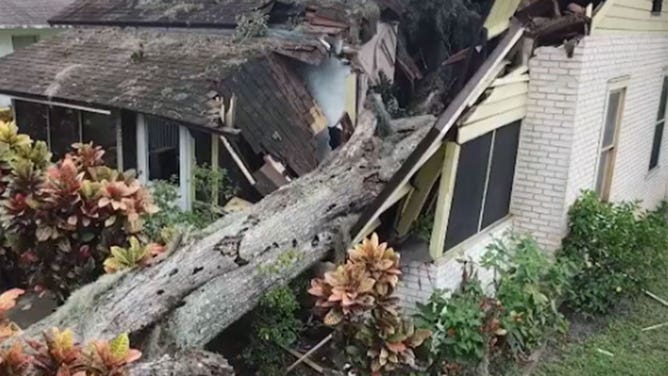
[0,27,329,175]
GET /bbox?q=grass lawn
[533,277,668,376]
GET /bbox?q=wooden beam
[429,142,460,261]
[395,144,447,237]
[458,107,526,143]
[352,183,411,244]
[219,135,256,186]
[491,73,529,87]
[136,113,148,184]
[211,134,220,206]
[179,126,194,211]
[8,95,111,115]
[463,94,528,124]
[481,82,529,105]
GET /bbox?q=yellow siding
[483,0,523,38]
[458,72,529,143]
[593,0,668,33]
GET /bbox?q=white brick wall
[565,33,668,211]
[514,32,668,252]
[511,45,583,251]
[398,220,512,312]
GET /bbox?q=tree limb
[22,111,434,354]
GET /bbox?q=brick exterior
[399,31,668,309]
[513,32,668,251]
[398,220,512,312]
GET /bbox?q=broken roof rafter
[350,20,526,239]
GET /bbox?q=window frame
[595,83,627,201]
[429,121,521,259]
[12,98,121,168]
[649,75,668,171]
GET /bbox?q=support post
[429,142,461,260]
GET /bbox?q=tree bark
[128,350,235,376]
[21,111,434,353]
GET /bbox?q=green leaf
[110,333,130,359]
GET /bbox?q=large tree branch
[22,111,433,354]
[128,350,234,376]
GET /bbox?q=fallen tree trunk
[22,111,433,354]
[128,350,234,376]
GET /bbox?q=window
[13,100,118,166]
[11,35,38,50]
[595,88,626,200]
[443,121,520,250]
[650,76,668,170]
[145,115,180,182]
[652,0,663,14]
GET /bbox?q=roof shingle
[0,0,73,28]
[0,27,328,175]
[50,0,274,27]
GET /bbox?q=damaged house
[0,0,407,209]
[352,0,668,309]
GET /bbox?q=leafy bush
[143,165,235,242]
[483,235,573,358]
[0,121,158,298]
[309,234,430,375]
[560,191,668,315]
[416,267,503,374]
[242,284,302,376]
[1,288,141,375]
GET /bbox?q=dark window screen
[82,112,117,168]
[14,100,48,143]
[49,106,79,160]
[652,0,663,13]
[121,111,137,171]
[481,121,520,228]
[444,133,492,250]
[650,121,664,170]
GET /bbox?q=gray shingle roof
[0,0,73,28]
[0,27,329,174]
[50,0,274,27]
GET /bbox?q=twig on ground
[280,344,324,374]
[641,322,668,332]
[595,348,614,357]
[644,290,668,308]
[286,333,333,373]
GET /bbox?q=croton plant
[0,288,141,376]
[0,120,160,299]
[309,234,430,375]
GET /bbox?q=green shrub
[242,284,303,376]
[143,165,236,242]
[560,191,668,315]
[0,121,158,298]
[483,235,573,358]
[416,271,492,372]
